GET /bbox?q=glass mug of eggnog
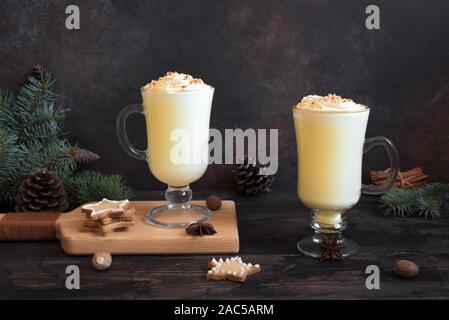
[117,72,214,228]
[293,94,399,257]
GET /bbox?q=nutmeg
[206,195,222,211]
[393,259,419,278]
[92,252,112,271]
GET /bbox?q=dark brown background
[1,0,448,194]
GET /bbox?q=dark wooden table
[0,191,448,300]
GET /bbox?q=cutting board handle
[0,212,61,241]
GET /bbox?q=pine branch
[0,89,18,131]
[63,171,133,210]
[23,102,65,141]
[41,139,77,178]
[379,183,449,219]
[14,65,62,144]
[0,89,14,108]
[0,130,26,200]
[0,66,133,209]
[21,140,75,175]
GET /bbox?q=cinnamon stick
[370,167,423,181]
[369,167,428,189]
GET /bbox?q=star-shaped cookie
[81,199,131,220]
[207,257,261,282]
[80,199,135,236]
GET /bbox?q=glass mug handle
[116,104,147,161]
[362,136,399,195]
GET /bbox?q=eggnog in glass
[293,94,399,258]
[117,72,214,228]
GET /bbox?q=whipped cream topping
[142,72,211,93]
[295,94,367,112]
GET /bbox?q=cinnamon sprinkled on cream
[295,94,367,112]
[142,72,211,93]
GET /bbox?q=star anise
[320,236,344,262]
[185,222,217,236]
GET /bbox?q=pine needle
[63,171,134,210]
[379,183,449,219]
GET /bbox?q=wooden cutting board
[0,201,240,255]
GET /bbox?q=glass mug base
[144,185,211,229]
[297,209,359,259]
[146,204,211,229]
[297,236,359,258]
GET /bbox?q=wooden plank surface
[0,191,448,300]
[57,200,239,255]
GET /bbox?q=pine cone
[73,148,100,166]
[15,168,67,212]
[234,160,275,196]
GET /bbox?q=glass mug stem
[298,209,357,258]
[311,209,346,233]
[146,185,211,229]
[165,186,193,209]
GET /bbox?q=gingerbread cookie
[80,199,135,236]
[207,257,261,283]
[82,199,131,220]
